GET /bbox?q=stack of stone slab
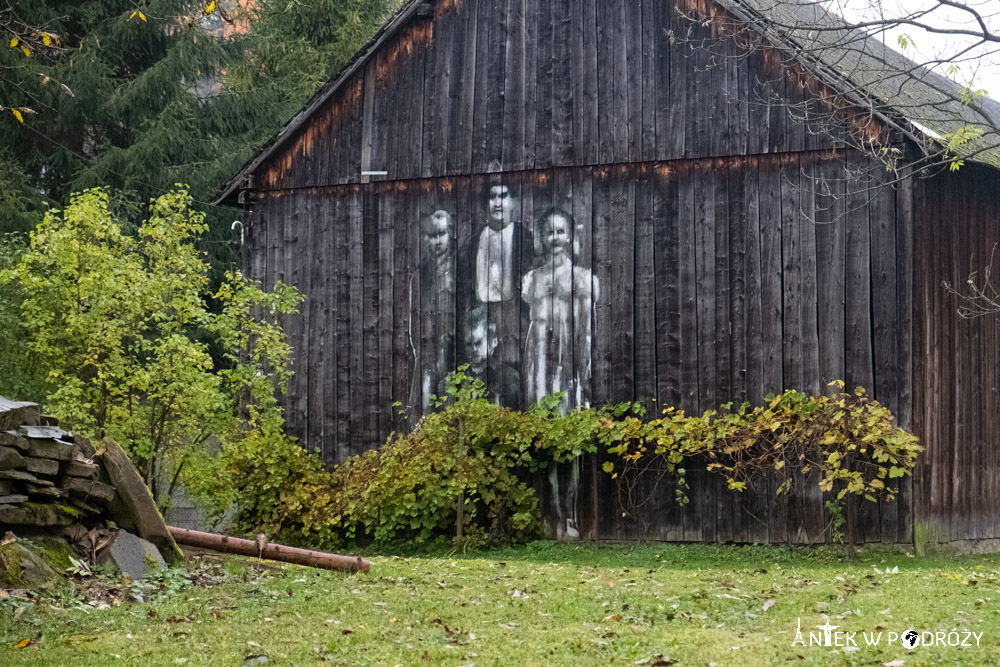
[0,401,111,528]
[0,396,183,571]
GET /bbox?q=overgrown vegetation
[230,370,921,550]
[0,187,301,505]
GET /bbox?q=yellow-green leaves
[9,187,301,508]
[128,10,147,22]
[598,385,921,514]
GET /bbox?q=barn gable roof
[213,0,1000,205]
[728,0,1000,168]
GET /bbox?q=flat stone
[17,425,66,440]
[60,459,99,479]
[0,503,75,527]
[0,469,37,483]
[104,529,165,579]
[67,497,102,515]
[62,477,115,503]
[71,434,95,458]
[0,494,27,504]
[0,432,28,451]
[24,484,64,499]
[24,438,76,461]
[0,398,39,432]
[0,446,25,471]
[24,457,59,476]
[98,437,183,564]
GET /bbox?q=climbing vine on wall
[229,375,920,549]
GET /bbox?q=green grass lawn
[3,541,1000,665]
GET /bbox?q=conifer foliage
[0,0,396,233]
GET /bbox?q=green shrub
[229,376,921,550]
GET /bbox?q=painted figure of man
[409,209,456,416]
[473,184,532,303]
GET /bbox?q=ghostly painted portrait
[473,184,532,303]
[462,304,521,408]
[521,206,599,540]
[521,206,599,411]
[408,209,456,416]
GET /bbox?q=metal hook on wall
[231,220,244,246]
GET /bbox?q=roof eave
[211,0,429,206]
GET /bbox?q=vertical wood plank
[320,194,336,460]
[334,189,352,459]
[845,158,878,541]
[634,164,657,415]
[653,165,681,410]
[611,164,636,404]
[422,9,449,179]
[596,0,614,164]
[473,0,507,172]
[444,0,477,174]
[377,182,395,441]
[502,0,526,171]
[533,0,554,169]
[551,0,574,165]
[348,186,366,455]
[713,162,733,543]
[591,167,612,407]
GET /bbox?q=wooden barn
[215,0,1000,548]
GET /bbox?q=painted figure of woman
[521,207,599,540]
[521,207,599,411]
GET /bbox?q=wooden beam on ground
[167,527,370,574]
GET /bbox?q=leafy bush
[604,381,922,505]
[231,375,921,550]
[228,370,611,549]
[2,187,302,505]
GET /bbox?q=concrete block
[105,529,166,579]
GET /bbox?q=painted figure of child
[409,209,456,416]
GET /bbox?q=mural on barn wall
[408,181,600,539]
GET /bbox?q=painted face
[465,320,497,375]
[542,213,571,255]
[488,185,515,230]
[423,210,452,259]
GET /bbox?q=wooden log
[167,527,370,574]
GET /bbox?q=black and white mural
[407,180,600,539]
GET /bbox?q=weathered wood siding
[913,165,1000,546]
[254,0,856,192]
[245,152,913,542]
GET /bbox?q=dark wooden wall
[913,164,1000,546]
[237,0,945,543]
[254,0,852,192]
[245,151,914,543]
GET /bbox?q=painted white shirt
[475,223,514,302]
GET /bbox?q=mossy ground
[2,541,1000,665]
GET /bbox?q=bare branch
[944,244,1000,318]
